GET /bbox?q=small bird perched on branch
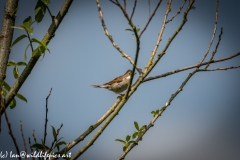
[91,70,133,94]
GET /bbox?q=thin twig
[96,0,142,74]
[199,66,240,71]
[198,0,219,66]
[28,137,35,160]
[109,0,118,5]
[139,0,162,38]
[205,27,223,69]
[46,6,55,21]
[143,0,195,78]
[145,0,172,71]
[130,0,137,21]
[166,0,187,24]
[20,121,27,156]
[124,0,126,12]
[142,52,240,83]
[43,88,52,148]
[2,99,21,160]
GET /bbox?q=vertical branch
[205,27,223,69]
[20,121,27,155]
[198,0,219,66]
[0,0,19,124]
[0,0,19,81]
[124,27,140,99]
[145,0,172,71]
[43,88,52,148]
[130,0,137,21]
[139,0,162,38]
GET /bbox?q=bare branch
[166,0,187,24]
[142,52,240,83]
[145,0,172,71]
[20,120,27,155]
[199,66,240,71]
[2,99,20,160]
[130,0,137,21]
[205,27,223,69]
[109,0,117,5]
[28,137,35,160]
[96,0,142,74]
[144,0,195,75]
[139,0,162,38]
[43,88,52,148]
[198,0,219,66]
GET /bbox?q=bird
[91,70,133,94]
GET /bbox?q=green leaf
[35,0,46,23]
[123,146,127,151]
[54,141,67,148]
[136,27,140,33]
[31,143,50,150]
[31,38,49,50]
[51,125,57,138]
[7,61,16,66]
[11,34,27,49]
[22,16,34,35]
[23,16,33,29]
[125,28,133,32]
[24,44,31,61]
[126,135,130,142]
[1,89,7,96]
[134,121,139,131]
[9,98,16,109]
[16,62,27,66]
[132,132,138,139]
[0,79,11,91]
[115,139,125,144]
[13,67,19,79]
[16,93,27,103]
[11,26,25,31]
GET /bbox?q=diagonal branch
[166,0,187,24]
[199,66,240,71]
[205,27,223,69]
[139,0,163,38]
[142,52,240,83]
[130,0,137,21]
[1,0,74,116]
[145,0,172,72]
[2,99,20,160]
[96,0,142,74]
[198,0,219,66]
[143,0,194,79]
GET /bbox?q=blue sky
[0,0,240,160]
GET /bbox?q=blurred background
[0,0,239,160]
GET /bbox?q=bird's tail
[91,84,102,88]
